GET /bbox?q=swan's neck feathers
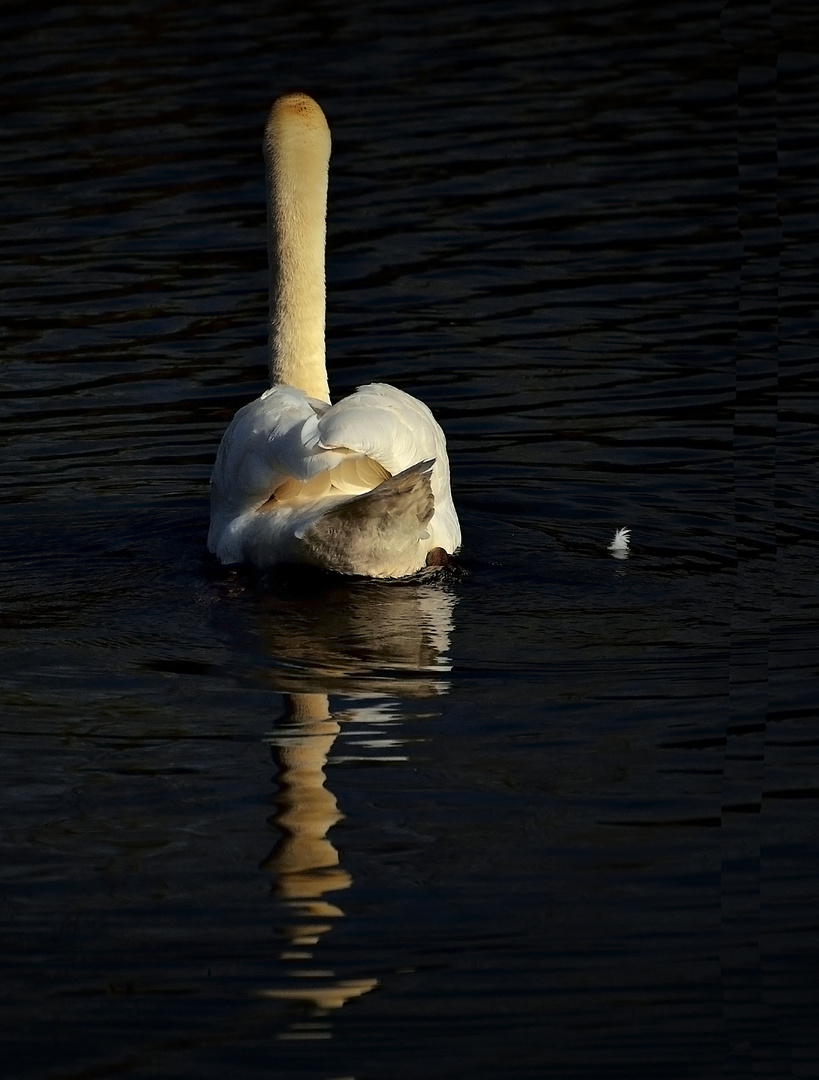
[264,93,332,403]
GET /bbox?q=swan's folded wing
[210,386,328,509]
[317,382,460,554]
[316,383,447,475]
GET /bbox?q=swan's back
[208,382,460,576]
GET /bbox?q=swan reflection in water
[253,579,456,1029]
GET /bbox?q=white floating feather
[608,527,631,559]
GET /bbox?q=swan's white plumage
[208,381,459,573]
[208,93,460,579]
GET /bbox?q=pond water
[1,1,818,1077]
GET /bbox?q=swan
[208,93,461,578]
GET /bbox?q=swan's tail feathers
[300,459,436,577]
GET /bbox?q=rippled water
[2,1,818,1077]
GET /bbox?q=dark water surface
[2,1,818,1077]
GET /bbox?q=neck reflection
[256,582,455,1023]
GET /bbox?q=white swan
[208,93,461,578]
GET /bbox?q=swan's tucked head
[265,92,331,174]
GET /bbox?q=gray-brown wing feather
[301,459,435,576]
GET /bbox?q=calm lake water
[2,1,818,1077]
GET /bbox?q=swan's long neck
[264,94,332,403]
